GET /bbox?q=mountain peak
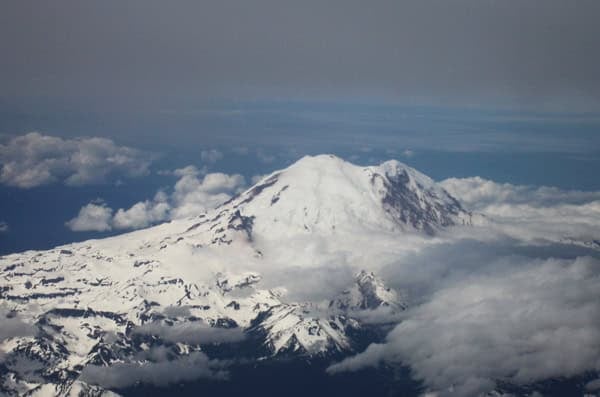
[225,155,471,237]
[0,155,472,395]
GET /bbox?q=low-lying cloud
[326,176,600,396]
[441,176,600,243]
[80,350,228,389]
[0,132,153,188]
[329,256,600,396]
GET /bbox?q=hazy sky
[2,0,600,111]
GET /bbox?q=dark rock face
[372,170,469,234]
[227,210,255,242]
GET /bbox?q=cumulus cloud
[112,192,170,230]
[329,256,600,396]
[67,166,246,232]
[0,132,153,188]
[80,351,228,389]
[65,202,113,232]
[0,221,8,233]
[133,321,245,345]
[169,168,245,219]
[200,149,224,164]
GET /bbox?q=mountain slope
[0,155,469,396]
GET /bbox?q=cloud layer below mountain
[327,176,600,396]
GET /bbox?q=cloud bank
[66,166,246,232]
[441,177,600,243]
[326,176,600,396]
[0,132,153,188]
[329,256,600,396]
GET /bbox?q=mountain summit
[225,154,471,237]
[0,155,470,396]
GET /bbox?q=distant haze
[1,0,599,110]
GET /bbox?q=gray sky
[2,0,600,111]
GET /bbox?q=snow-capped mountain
[0,155,471,396]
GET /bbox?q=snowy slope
[0,155,470,396]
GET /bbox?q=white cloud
[441,177,600,243]
[67,166,246,232]
[0,221,8,233]
[441,176,600,209]
[329,256,600,396]
[170,170,245,219]
[65,202,113,232]
[112,192,170,230]
[0,132,153,188]
[401,149,414,158]
[325,176,600,396]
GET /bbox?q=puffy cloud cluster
[0,132,153,188]
[80,349,228,389]
[65,202,114,232]
[170,166,245,219]
[329,256,600,396]
[66,166,245,232]
[0,221,8,233]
